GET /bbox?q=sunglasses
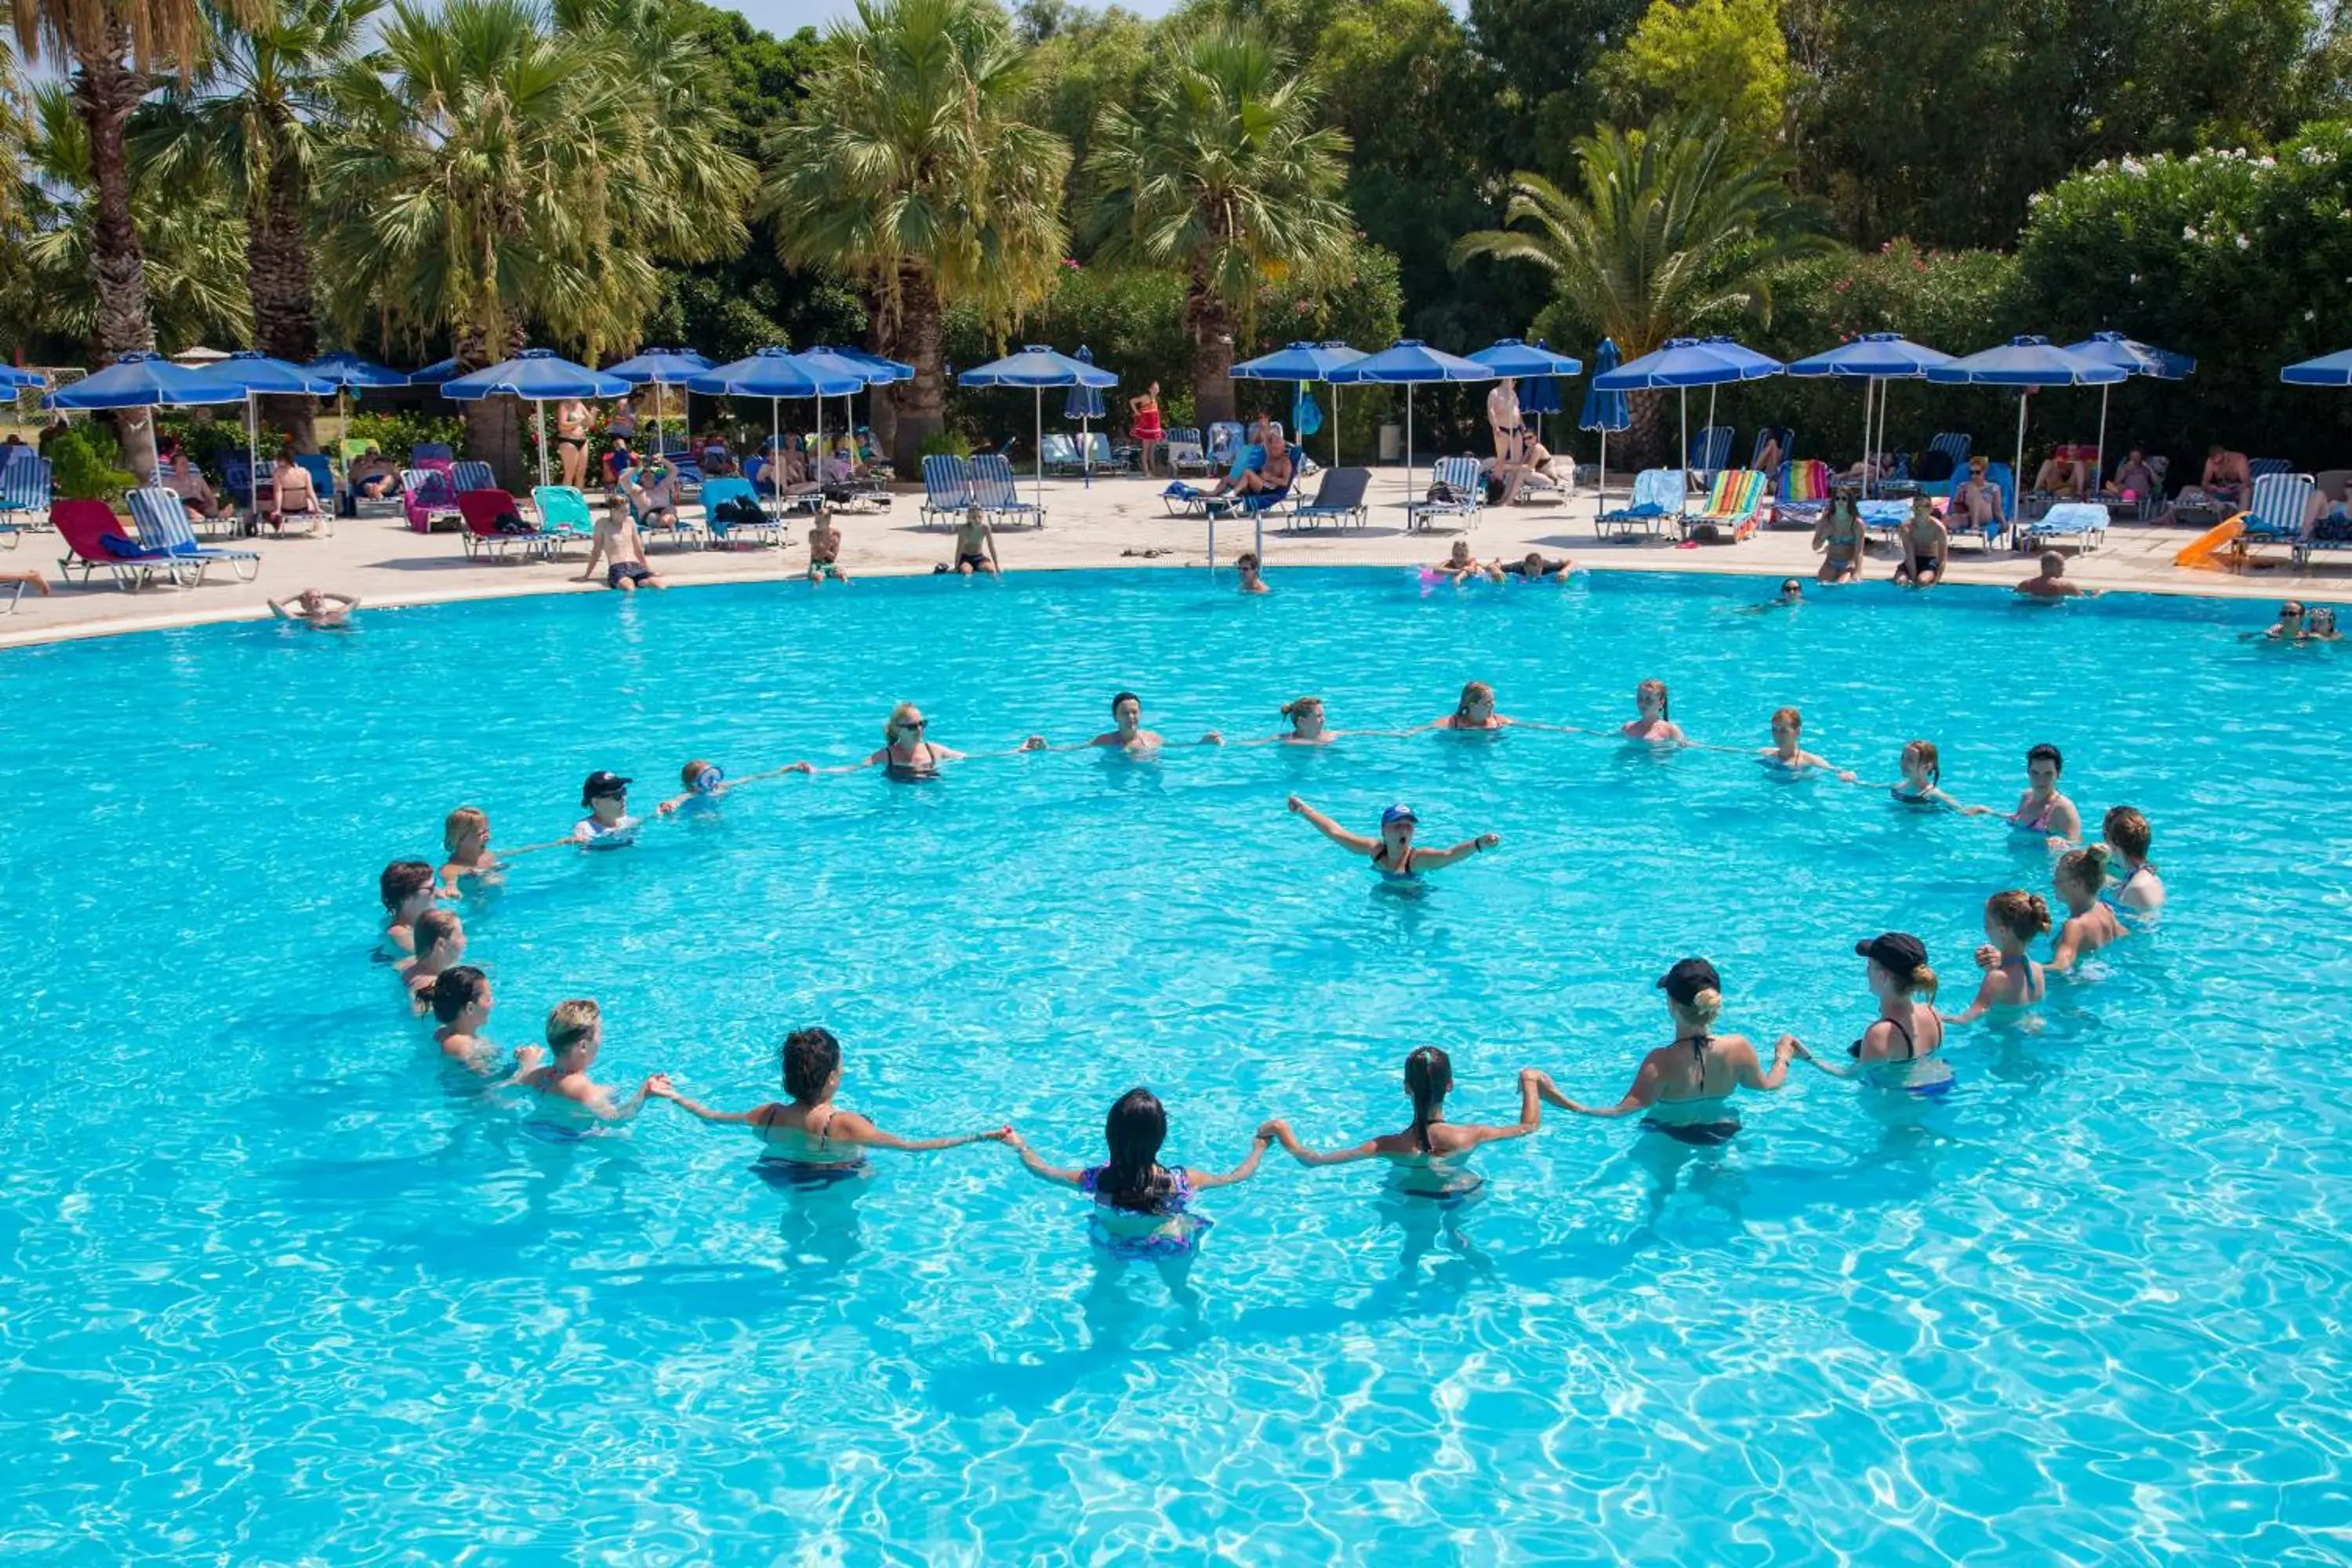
[902,720,927,731]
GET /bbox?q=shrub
[347,408,466,460]
[46,426,135,502]
[918,428,972,459]
[2016,123,2352,466]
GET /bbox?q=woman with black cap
[1785,933,1952,1096]
[1537,957,1797,1144]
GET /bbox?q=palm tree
[12,80,251,357]
[764,0,1069,453]
[317,0,753,477]
[141,0,379,451]
[11,0,254,477]
[1082,24,1352,425]
[1451,117,1835,459]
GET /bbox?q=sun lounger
[411,441,455,465]
[1596,468,1685,539]
[1,454,52,532]
[1406,456,1483,533]
[1769,459,1831,528]
[1288,466,1370,532]
[455,487,561,561]
[697,477,786,547]
[528,485,598,557]
[919,454,972,530]
[1686,425,1733,490]
[401,468,462,532]
[1912,433,1973,499]
[1040,434,1083,475]
[1954,461,2014,548]
[2020,502,2108,552]
[1082,432,1128,473]
[126,487,262,580]
[2231,470,2318,564]
[971,452,1044,528]
[53,498,188,589]
[451,459,495,494]
[1167,426,1208,477]
[1681,468,1764,542]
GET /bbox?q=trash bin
[1378,423,1403,462]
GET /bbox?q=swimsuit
[884,741,943,781]
[1999,954,2045,1004]
[1370,843,1417,881]
[753,1103,868,1186]
[1080,1164,1209,1257]
[956,552,989,571]
[573,815,640,848]
[608,561,652,588]
[1642,1033,1740,1145]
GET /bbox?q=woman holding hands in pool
[1260,1047,1550,1198]
[1288,797,1500,879]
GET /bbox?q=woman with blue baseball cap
[1285,796,1499,879]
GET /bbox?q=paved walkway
[3,470,2336,646]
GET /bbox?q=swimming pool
[2,567,2347,1561]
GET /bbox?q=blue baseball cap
[1381,803,1417,828]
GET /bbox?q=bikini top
[1849,1012,1936,1060]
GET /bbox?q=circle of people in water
[379,680,2166,1258]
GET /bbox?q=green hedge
[2016,122,2352,467]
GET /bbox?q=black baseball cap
[581,771,631,805]
[1854,931,1928,974]
[1656,956,1720,1006]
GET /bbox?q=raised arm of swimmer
[1287,795,1377,854]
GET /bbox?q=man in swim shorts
[582,497,664,591]
[949,503,1001,578]
[807,508,851,584]
[268,587,361,627]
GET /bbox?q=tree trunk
[1628,389,1671,470]
[887,264,946,455]
[866,297,899,462]
[251,125,319,452]
[73,37,158,483]
[453,321,525,488]
[1187,271,1237,428]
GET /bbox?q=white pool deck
[2,470,2336,648]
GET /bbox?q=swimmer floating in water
[1537,957,1796,1145]
[1000,1087,1269,1258]
[379,859,440,955]
[1784,932,1951,1096]
[2049,845,2125,971]
[439,806,501,892]
[653,1025,1008,1178]
[514,999,666,1127]
[429,964,544,1076]
[1947,890,2049,1023]
[268,587,361,627]
[1889,739,1991,814]
[2098,806,2165,913]
[1260,1048,1548,1198]
[1287,797,1499,876]
[1430,680,1512,731]
[2006,742,2082,844]
[1621,679,1684,745]
[401,908,466,1013]
[1760,706,1857,781]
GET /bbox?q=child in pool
[652,1025,1007,1173]
[401,909,466,1013]
[439,806,500,892]
[1947,890,2049,1023]
[1621,679,1684,744]
[380,859,439,955]
[572,770,641,848]
[1760,706,1857,781]
[1259,1047,1549,1198]
[430,965,542,1076]
[514,1000,665,1127]
[2049,846,2125,971]
[2099,806,2165,913]
[1002,1087,1270,1257]
[1889,739,1991,814]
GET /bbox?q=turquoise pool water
[2,568,2347,1561]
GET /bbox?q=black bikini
[1646,1033,1740,1146]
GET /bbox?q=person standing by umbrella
[556,397,591,489]
[1130,382,1167,476]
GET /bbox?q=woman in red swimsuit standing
[1131,382,1167,477]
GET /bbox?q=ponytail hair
[2057,844,2112,895]
[1987,888,2053,941]
[1675,987,1724,1029]
[1906,964,1939,1001]
[1281,695,1323,723]
[1904,739,1940,785]
[1403,1046,1451,1152]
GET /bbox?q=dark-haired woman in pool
[653,1026,1007,1181]
[1261,1047,1548,1198]
[2007,742,2082,844]
[1002,1087,1269,1257]
[1538,957,1797,1144]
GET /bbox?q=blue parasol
[959,346,1117,510]
[1324,339,1495,508]
[1786,333,1955,497]
[1577,338,1630,499]
[441,349,632,489]
[688,348,865,512]
[1926,336,2124,501]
